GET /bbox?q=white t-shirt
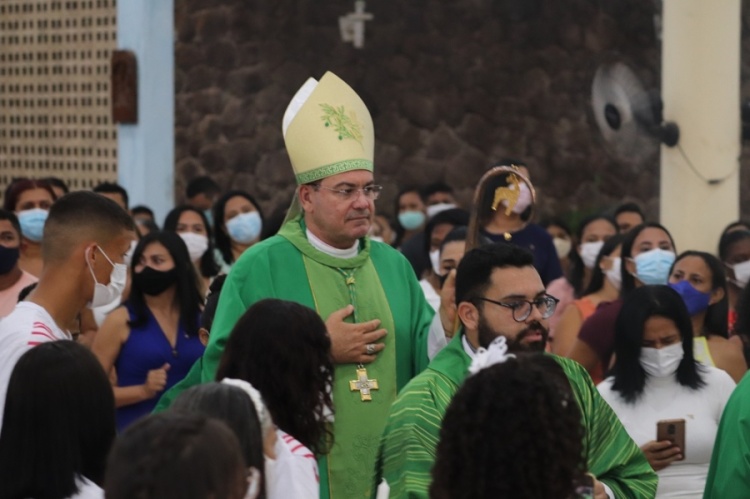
[68,477,104,499]
[0,301,69,431]
[419,278,440,311]
[265,429,319,499]
[598,366,736,498]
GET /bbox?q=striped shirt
[0,301,69,431]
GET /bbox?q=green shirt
[377,334,659,498]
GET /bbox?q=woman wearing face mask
[419,209,470,310]
[667,251,747,382]
[394,186,427,249]
[598,285,735,498]
[552,235,624,383]
[92,231,205,432]
[474,164,562,286]
[163,206,220,295]
[569,222,676,377]
[546,215,618,341]
[2,178,57,278]
[213,191,265,274]
[540,218,573,277]
[718,229,750,334]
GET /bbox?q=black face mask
[0,245,20,274]
[133,267,179,296]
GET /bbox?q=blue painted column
[116,0,174,223]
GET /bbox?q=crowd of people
[2,70,750,499]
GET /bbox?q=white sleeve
[265,435,319,499]
[427,313,448,360]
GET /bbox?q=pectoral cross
[349,367,379,401]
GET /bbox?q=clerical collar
[306,229,359,259]
[462,335,479,358]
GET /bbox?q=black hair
[430,355,585,499]
[718,229,750,262]
[163,205,220,278]
[93,182,129,209]
[212,190,265,266]
[422,208,470,260]
[619,222,676,296]
[171,383,266,499]
[733,283,750,363]
[17,282,37,302]
[43,191,135,262]
[216,299,334,454]
[610,285,705,403]
[568,215,618,297]
[128,231,203,336]
[421,181,454,199]
[614,202,645,219]
[582,233,625,296]
[718,220,750,241]
[538,217,571,236]
[186,176,221,199]
[202,274,227,331]
[440,226,469,253]
[455,243,535,306]
[670,251,729,338]
[105,413,247,499]
[43,176,69,194]
[0,341,115,499]
[131,204,156,220]
[0,208,21,237]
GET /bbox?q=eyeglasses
[475,294,559,322]
[311,184,383,201]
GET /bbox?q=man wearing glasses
[377,243,657,498]
[176,72,444,499]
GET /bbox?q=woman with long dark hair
[598,285,735,497]
[216,299,334,498]
[668,251,746,382]
[163,205,220,294]
[0,341,115,499]
[431,355,586,499]
[211,190,265,272]
[92,231,205,431]
[569,222,676,376]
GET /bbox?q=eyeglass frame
[310,183,383,201]
[474,294,559,323]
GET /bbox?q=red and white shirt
[0,301,69,430]
[265,429,320,499]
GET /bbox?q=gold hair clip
[491,172,521,215]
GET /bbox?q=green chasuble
[704,370,750,498]
[186,216,432,499]
[377,333,658,498]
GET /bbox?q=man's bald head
[43,191,136,263]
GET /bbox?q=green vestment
[164,216,434,499]
[377,334,658,498]
[703,370,750,498]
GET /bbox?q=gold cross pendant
[349,367,379,401]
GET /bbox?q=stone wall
[174,0,748,225]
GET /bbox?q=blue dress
[115,303,205,431]
[482,223,563,286]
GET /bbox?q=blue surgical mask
[398,211,425,230]
[17,208,48,242]
[669,280,711,316]
[226,211,263,244]
[632,248,675,285]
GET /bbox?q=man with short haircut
[185,176,221,212]
[0,210,37,317]
[421,181,457,213]
[614,202,645,233]
[0,192,136,430]
[93,182,130,211]
[377,243,657,498]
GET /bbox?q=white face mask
[426,202,457,219]
[640,342,684,378]
[501,182,532,214]
[429,249,441,276]
[604,257,622,291]
[553,237,572,259]
[731,259,750,288]
[86,246,128,310]
[579,241,604,269]
[179,232,209,261]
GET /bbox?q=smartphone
[656,419,685,461]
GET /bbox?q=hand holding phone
[656,419,686,461]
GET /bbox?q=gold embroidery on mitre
[320,104,364,148]
[492,169,522,216]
